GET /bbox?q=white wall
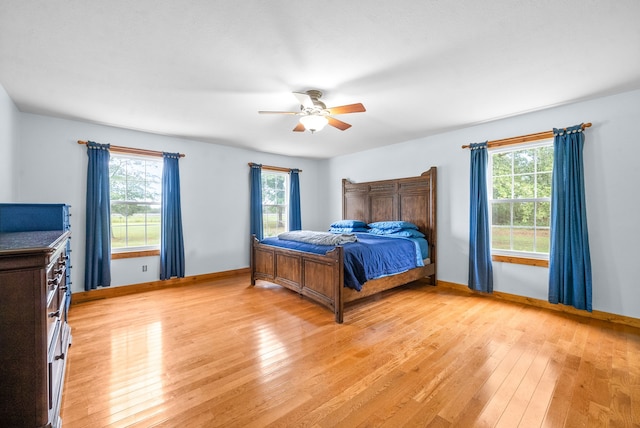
[0,84,19,200]
[326,89,640,319]
[16,113,326,292]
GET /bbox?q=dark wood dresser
[0,230,72,428]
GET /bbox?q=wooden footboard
[251,235,345,321]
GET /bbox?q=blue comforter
[260,233,426,291]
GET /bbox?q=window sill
[112,249,160,260]
[492,254,548,268]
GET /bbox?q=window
[109,155,162,250]
[489,140,553,257]
[261,170,289,237]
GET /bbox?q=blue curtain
[289,168,302,231]
[84,141,111,290]
[468,142,493,293]
[160,152,185,280]
[250,164,263,240]
[549,124,592,311]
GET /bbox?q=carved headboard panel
[342,167,437,263]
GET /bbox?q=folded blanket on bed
[278,230,357,246]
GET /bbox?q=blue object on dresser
[0,203,72,313]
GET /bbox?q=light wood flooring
[61,276,640,427]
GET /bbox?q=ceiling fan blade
[327,103,366,115]
[293,92,314,109]
[292,122,306,132]
[258,110,299,115]
[327,116,352,131]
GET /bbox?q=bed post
[425,167,437,284]
[335,246,345,324]
[250,234,257,286]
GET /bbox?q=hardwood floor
[61,276,640,427]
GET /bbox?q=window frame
[261,170,290,238]
[488,139,553,262]
[109,153,163,254]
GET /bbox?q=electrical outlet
[142,265,147,272]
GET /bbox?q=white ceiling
[1,1,639,159]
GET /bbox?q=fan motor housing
[304,90,326,110]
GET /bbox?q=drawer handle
[48,310,60,318]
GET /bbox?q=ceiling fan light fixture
[299,114,328,133]
[259,90,364,133]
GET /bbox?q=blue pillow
[368,227,404,235]
[386,229,426,238]
[330,219,368,228]
[368,228,425,238]
[368,221,419,230]
[329,227,369,234]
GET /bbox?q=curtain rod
[248,162,302,173]
[461,122,592,150]
[77,140,185,158]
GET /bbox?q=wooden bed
[250,167,437,323]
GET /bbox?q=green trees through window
[490,142,553,255]
[261,171,289,237]
[109,156,162,249]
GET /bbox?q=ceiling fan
[258,90,366,133]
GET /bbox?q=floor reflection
[109,320,164,423]
[256,325,289,374]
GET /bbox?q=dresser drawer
[48,323,63,410]
[45,280,62,345]
[46,250,66,347]
[48,320,70,427]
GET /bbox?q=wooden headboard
[342,167,437,263]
